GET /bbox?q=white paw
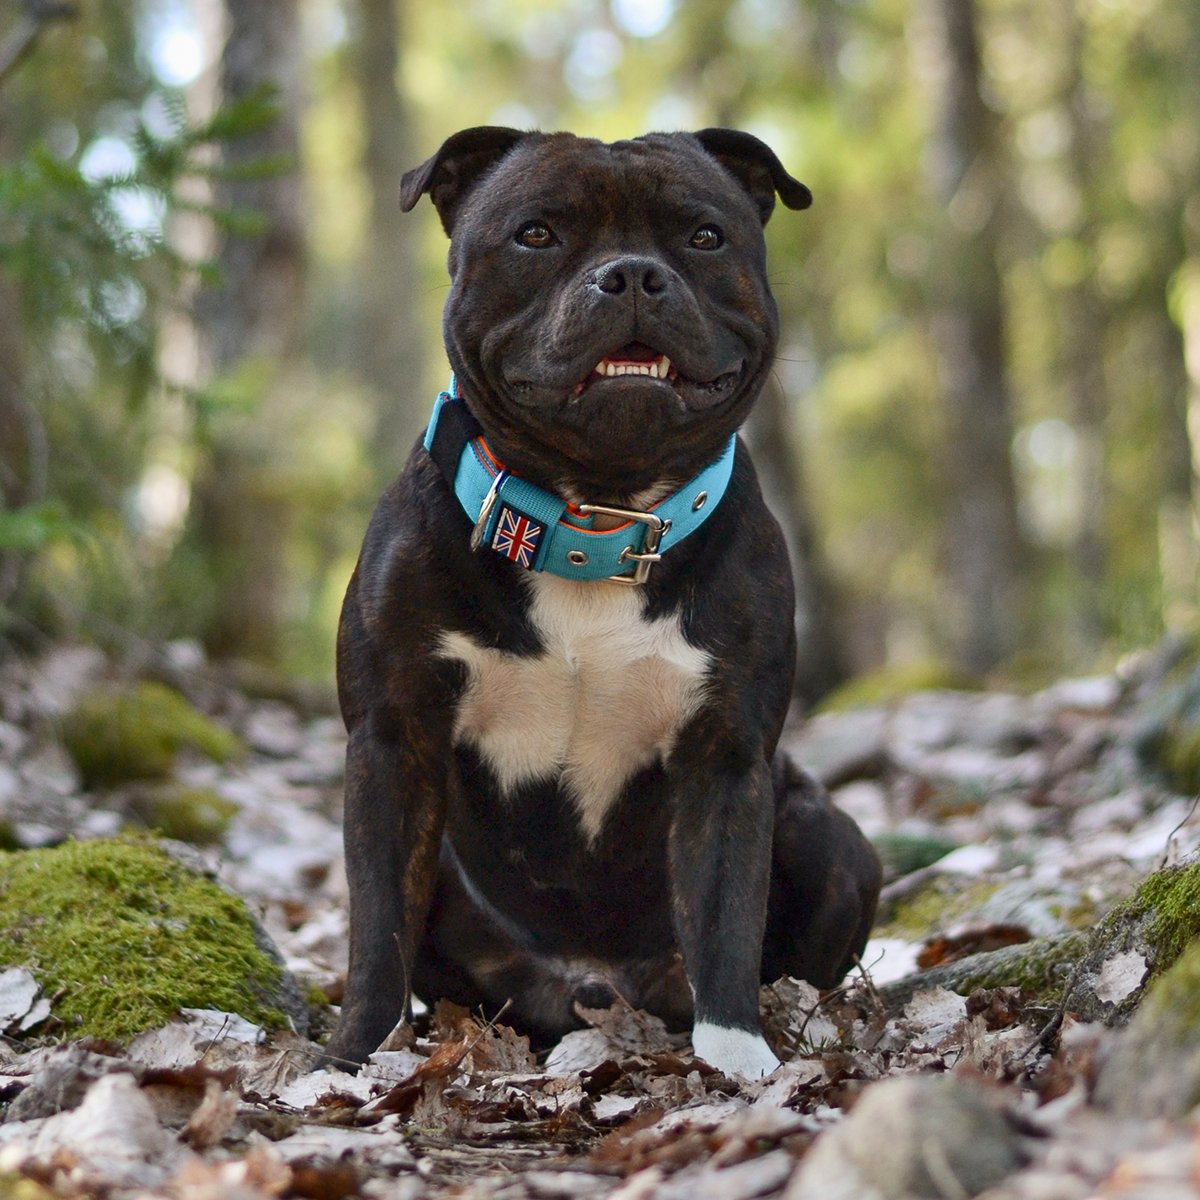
[691,1023,781,1080]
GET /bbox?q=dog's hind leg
[760,754,882,988]
[414,839,651,1045]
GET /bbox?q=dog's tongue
[614,342,659,362]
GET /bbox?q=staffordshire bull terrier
[326,127,882,1080]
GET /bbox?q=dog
[325,127,882,1080]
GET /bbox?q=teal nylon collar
[423,385,736,584]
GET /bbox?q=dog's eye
[689,225,723,251]
[516,222,557,249]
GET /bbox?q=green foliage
[60,682,243,788]
[1126,859,1200,984]
[0,837,284,1041]
[0,502,79,554]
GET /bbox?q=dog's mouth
[587,342,676,383]
[568,342,738,403]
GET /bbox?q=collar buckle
[576,504,672,586]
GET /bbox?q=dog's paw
[691,1023,781,1080]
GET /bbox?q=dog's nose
[593,256,669,297]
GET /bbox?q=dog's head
[401,128,810,503]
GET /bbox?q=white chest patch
[437,574,711,843]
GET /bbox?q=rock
[1094,937,1200,1118]
[785,1074,1026,1199]
[124,782,239,845]
[880,931,1089,1012]
[60,681,243,788]
[25,645,107,717]
[1060,856,1200,1024]
[244,702,306,758]
[785,707,889,787]
[0,836,305,1041]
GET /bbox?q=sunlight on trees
[0,0,1197,694]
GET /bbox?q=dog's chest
[438,575,711,842]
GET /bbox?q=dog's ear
[400,127,530,234]
[692,128,812,223]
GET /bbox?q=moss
[0,837,284,1041]
[1119,858,1200,983]
[875,878,1002,940]
[61,682,243,788]
[816,662,978,714]
[127,785,239,845]
[1139,937,1200,1029]
[879,931,1089,1012]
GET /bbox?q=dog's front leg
[669,749,780,1080]
[325,717,449,1068]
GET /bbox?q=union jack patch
[491,505,544,569]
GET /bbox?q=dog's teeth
[657,356,671,379]
[604,362,617,377]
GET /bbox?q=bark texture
[351,0,427,485]
[190,0,306,664]
[926,0,1024,674]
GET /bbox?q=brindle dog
[326,128,881,1079]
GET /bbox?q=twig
[852,950,885,1014]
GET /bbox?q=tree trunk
[925,0,1024,675]
[675,0,849,705]
[189,0,306,664]
[1058,0,1109,652]
[743,375,849,704]
[350,0,427,486]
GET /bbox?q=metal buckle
[576,504,671,585]
[470,469,509,552]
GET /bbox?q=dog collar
[423,382,735,585]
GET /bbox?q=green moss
[945,931,1088,1001]
[1140,938,1200,1028]
[816,662,978,714]
[128,785,239,845]
[0,837,284,1041]
[1123,859,1200,981]
[61,682,243,788]
[879,931,1089,1011]
[875,878,1002,940]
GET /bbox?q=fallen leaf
[183,1077,238,1149]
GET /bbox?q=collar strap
[423,385,735,584]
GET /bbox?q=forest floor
[0,637,1198,1198]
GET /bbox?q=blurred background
[0,0,1197,708]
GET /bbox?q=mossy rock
[879,931,1089,1013]
[1095,938,1200,1118]
[0,837,304,1041]
[880,861,1200,1022]
[126,784,239,846]
[61,682,243,788]
[1059,857,1200,1025]
[816,663,978,714]
[874,877,1003,940]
